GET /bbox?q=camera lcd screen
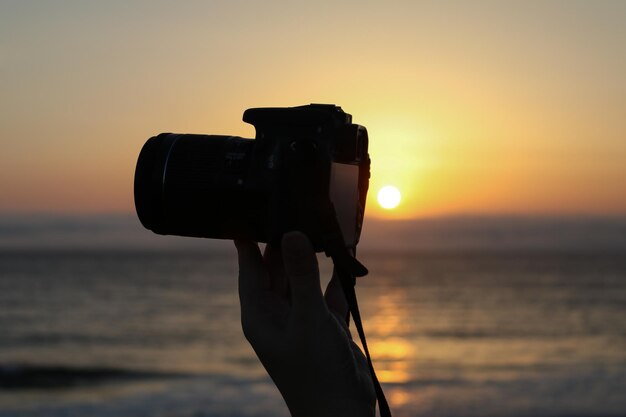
[329,162,360,248]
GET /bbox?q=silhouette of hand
[235,231,376,417]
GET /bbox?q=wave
[0,363,186,390]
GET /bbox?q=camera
[134,104,370,252]
[134,104,387,413]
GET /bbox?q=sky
[1,1,625,219]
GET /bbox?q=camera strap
[325,230,392,417]
[335,263,392,417]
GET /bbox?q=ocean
[1,245,625,417]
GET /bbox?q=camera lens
[134,133,266,241]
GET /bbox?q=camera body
[134,104,370,251]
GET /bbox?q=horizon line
[1,211,626,221]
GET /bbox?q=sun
[377,185,401,210]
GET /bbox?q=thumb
[282,231,326,317]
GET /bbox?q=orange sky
[1,1,625,219]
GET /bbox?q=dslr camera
[134,104,370,254]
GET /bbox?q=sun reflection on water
[364,284,416,386]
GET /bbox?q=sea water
[1,249,625,417]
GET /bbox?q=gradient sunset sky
[1,1,625,219]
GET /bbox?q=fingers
[235,240,269,307]
[324,269,349,325]
[263,243,289,298]
[282,231,326,318]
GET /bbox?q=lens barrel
[134,133,265,241]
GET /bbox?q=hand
[235,231,376,417]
